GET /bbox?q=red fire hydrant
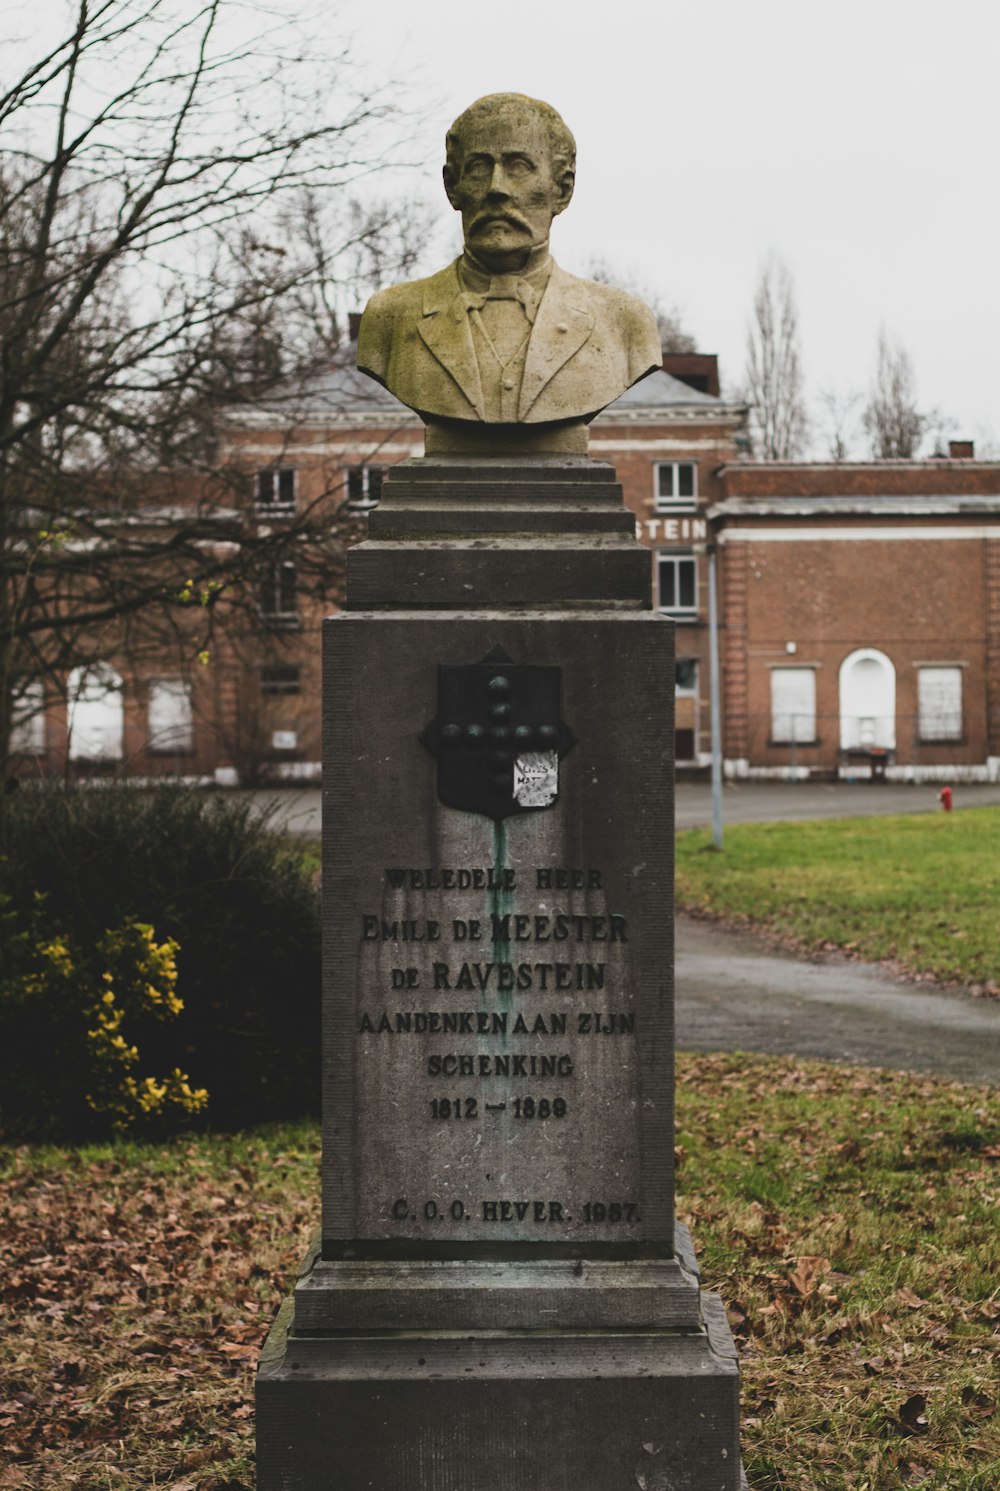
[939,786,953,813]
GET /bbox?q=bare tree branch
[816,387,863,462]
[586,258,697,355]
[862,329,927,459]
[0,0,435,771]
[744,253,807,460]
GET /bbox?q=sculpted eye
[464,158,491,180]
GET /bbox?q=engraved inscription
[354,859,642,1243]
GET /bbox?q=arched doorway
[67,663,124,761]
[839,649,895,751]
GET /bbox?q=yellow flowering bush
[1,784,320,1132]
[1,896,208,1137]
[83,922,208,1129]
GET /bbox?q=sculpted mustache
[470,211,532,232]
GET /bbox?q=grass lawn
[676,807,1000,990]
[1,1055,997,1490]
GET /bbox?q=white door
[839,649,895,750]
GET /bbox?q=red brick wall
[720,541,749,761]
[986,541,1000,758]
[720,462,1000,499]
[721,530,990,770]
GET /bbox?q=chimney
[948,439,975,460]
[660,353,721,397]
[348,311,363,343]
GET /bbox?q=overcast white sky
[340,0,1000,456]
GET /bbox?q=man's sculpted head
[443,94,576,275]
[355,93,661,443]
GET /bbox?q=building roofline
[593,406,748,426]
[718,459,1000,473]
[707,495,1000,520]
[223,406,749,434]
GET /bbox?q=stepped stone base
[256,454,744,1487]
[257,1284,743,1491]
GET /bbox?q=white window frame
[147,677,194,752]
[918,666,963,742]
[10,680,46,754]
[654,461,697,513]
[260,560,298,626]
[67,663,124,761]
[346,464,385,514]
[657,554,698,617]
[675,658,698,696]
[771,667,817,744]
[260,664,302,696]
[256,467,296,517]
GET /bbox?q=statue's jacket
[357,258,661,425]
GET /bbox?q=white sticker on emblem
[513,751,559,808]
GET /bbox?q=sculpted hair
[444,94,576,181]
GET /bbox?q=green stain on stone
[490,819,514,1034]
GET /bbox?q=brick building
[10,347,999,787]
[713,454,1000,781]
[201,350,747,781]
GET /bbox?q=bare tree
[744,254,807,459]
[587,259,697,354]
[816,387,863,462]
[0,0,433,772]
[862,331,926,458]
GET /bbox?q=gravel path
[676,913,1000,1085]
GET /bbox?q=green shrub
[0,784,320,1138]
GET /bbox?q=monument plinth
[256,92,743,1489]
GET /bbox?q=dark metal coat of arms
[420,646,575,821]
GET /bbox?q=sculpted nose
[486,162,510,198]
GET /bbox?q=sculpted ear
[552,166,575,216]
[443,165,460,211]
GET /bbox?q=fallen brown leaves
[0,1138,318,1489]
[2,1057,997,1490]
[677,1053,999,1489]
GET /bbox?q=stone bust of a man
[357,93,661,452]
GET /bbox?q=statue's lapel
[417,264,485,419]
[519,267,594,420]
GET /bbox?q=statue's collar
[458,246,553,297]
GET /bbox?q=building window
[918,666,962,741]
[260,664,301,696]
[675,659,698,695]
[256,467,296,516]
[10,680,46,754]
[67,663,124,761]
[674,660,699,763]
[346,465,385,513]
[260,561,298,625]
[654,462,697,513]
[657,554,697,616]
[771,667,817,744]
[148,678,193,752]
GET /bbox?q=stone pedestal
[256,458,743,1488]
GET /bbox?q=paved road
[676,914,1000,1085]
[249,779,1000,838]
[674,778,1000,829]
